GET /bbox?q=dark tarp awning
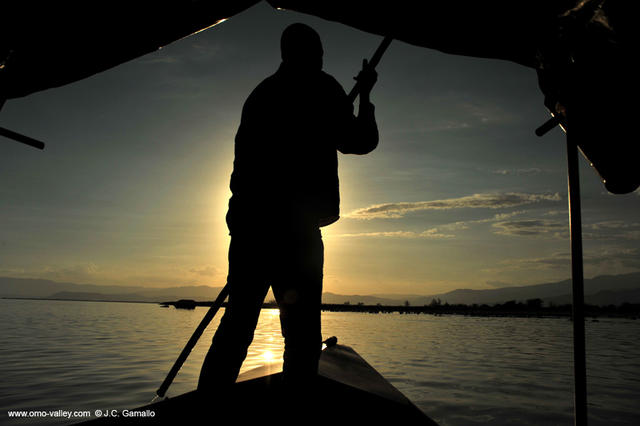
[266,0,639,194]
[1,0,638,193]
[0,0,261,100]
[273,0,574,69]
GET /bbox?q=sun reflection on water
[239,309,284,374]
[261,350,275,362]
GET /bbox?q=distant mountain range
[1,272,640,306]
[412,273,640,306]
[0,277,223,303]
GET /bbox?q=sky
[1,3,639,296]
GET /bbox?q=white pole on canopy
[0,99,45,150]
[537,116,588,426]
[566,132,588,426]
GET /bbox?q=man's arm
[337,59,379,155]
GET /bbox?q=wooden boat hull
[83,341,438,424]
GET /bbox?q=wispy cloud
[337,228,455,239]
[139,55,180,65]
[346,193,561,220]
[482,252,570,273]
[336,211,527,240]
[586,220,640,230]
[492,219,567,238]
[26,263,102,283]
[483,247,640,273]
[189,265,222,277]
[583,221,640,241]
[492,168,543,176]
[543,210,566,216]
[460,101,514,125]
[437,221,471,231]
[140,40,222,66]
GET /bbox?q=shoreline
[320,303,640,319]
[4,296,639,319]
[1,296,159,305]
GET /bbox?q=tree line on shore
[163,297,640,318]
[314,298,640,318]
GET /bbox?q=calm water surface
[1,299,639,425]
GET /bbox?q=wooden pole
[347,36,392,103]
[154,284,229,400]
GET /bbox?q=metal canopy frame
[0,98,45,149]
[566,133,588,426]
[538,115,588,426]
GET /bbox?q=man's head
[280,23,323,71]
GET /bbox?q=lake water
[1,299,639,425]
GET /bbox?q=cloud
[460,101,514,125]
[492,219,567,238]
[346,192,561,220]
[482,252,570,273]
[431,211,527,231]
[582,221,640,240]
[37,263,101,282]
[599,248,635,266]
[140,40,222,66]
[490,211,528,221]
[622,231,640,240]
[585,247,640,267]
[337,228,455,239]
[336,211,529,240]
[139,55,180,65]
[483,247,640,274]
[492,168,543,176]
[189,265,221,277]
[586,221,640,230]
[543,210,566,216]
[485,280,515,288]
[437,221,471,231]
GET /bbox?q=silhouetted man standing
[198,23,379,392]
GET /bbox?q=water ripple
[1,300,639,425]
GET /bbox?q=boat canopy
[1,0,637,193]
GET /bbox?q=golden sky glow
[2,3,639,297]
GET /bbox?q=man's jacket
[227,62,378,233]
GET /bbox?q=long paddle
[153,284,230,401]
[348,36,392,103]
[153,35,393,401]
